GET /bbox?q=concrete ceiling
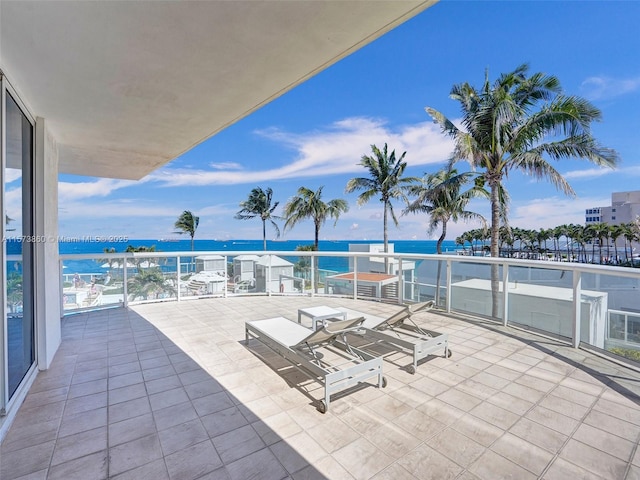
[0,1,436,180]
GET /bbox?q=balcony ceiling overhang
[0,1,436,180]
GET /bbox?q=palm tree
[404,165,487,305]
[623,222,640,267]
[609,224,625,264]
[570,224,587,263]
[346,143,418,272]
[283,186,349,251]
[426,64,618,316]
[588,222,610,264]
[235,187,282,250]
[404,166,487,255]
[174,210,200,251]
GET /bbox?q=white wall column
[34,117,60,369]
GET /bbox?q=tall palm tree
[404,166,487,254]
[174,210,200,251]
[404,165,487,305]
[283,186,349,251]
[235,187,282,251]
[346,143,418,271]
[426,64,618,316]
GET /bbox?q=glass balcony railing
[59,250,640,366]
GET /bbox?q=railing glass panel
[582,271,640,362]
[126,254,177,304]
[505,265,573,341]
[449,261,502,318]
[324,254,357,298]
[411,258,446,305]
[62,258,125,311]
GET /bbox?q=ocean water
[58,239,458,275]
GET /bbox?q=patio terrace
[1,296,639,480]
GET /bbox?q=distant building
[585,190,640,226]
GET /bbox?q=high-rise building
[585,191,640,226]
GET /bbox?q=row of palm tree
[233,143,489,264]
[456,222,640,265]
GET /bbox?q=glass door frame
[0,74,38,415]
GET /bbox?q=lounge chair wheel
[318,400,328,414]
[447,349,453,358]
[407,365,416,375]
[381,376,388,388]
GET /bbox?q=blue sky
[56,1,640,242]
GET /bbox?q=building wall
[35,118,61,370]
[586,191,640,226]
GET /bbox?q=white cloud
[150,117,454,187]
[59,178,145,202]
[564,167,615,180]
[59,200,178,220]
[509,196,608,230]
[209,162,243,170]
[564,165,640,180]
[350,223,359,230]
[580,75,640,101]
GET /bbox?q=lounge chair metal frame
[341,301,451,374]
[245,316,386,413]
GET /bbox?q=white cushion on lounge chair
[247,317,311,347]
[247,316,366,349]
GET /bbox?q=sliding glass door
[2,84,35,407]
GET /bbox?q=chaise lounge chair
[245,316,386,413]
[340,300,451,374]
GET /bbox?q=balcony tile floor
[1,296,640,479]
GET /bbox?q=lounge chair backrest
[293,317,365,348]
[373,300,435,330]
[382,308,411,329]
[409,300,435,314]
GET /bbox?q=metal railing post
[123,257,128,308]
[624,313,628,343]
[267,256,272,297]
[223,255,228,298]
[176,255,181,302]
[445,259,452,313]
[502,263,509,327]
[353,255,358,300]
[310,254,315,297]
[572,270,582,348]
[397,256,403,305]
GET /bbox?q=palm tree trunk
[490,182,500,318]
[383,201,389,274]
[314,221,320,293]
[435,222,447,306]
[262,220,267,251]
